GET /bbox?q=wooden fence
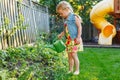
[0,0,49,49]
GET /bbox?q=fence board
[0,0,49,49]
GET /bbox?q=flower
[67,36,71,40]
[64,23,67,27]
[66,41,70,45]
[74,38,80,45]
[74,38,77,44]
[73,46,78,51]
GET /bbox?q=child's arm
[58,31,65,39]
[75,15,82,43]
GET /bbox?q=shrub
[0,34,68,79]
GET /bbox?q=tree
[39,0,101,23]
[38,0,103,41]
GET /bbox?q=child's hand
[58,31,64,39]
[58,34,62,39]
[74,37,80,44]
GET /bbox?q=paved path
[84,42,120,48]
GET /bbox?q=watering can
[46,40,66,53]
[53,40,66,53]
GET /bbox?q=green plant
[0,34,68,79]
[0,70,7,80]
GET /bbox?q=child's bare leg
[72,52,80,75]
[68,53,74,72]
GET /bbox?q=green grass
[60,47,120,80]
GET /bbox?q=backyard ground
[60,47,120,80]
[0,42,120,80]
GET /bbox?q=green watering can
[47,40,66,53]
[53,40,66,53]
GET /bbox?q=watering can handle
[53,36,60,43]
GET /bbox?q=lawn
[60,47,120,80]
[1,45,120,80]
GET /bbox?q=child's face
[57,8,70,19]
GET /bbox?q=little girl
[56,1,83,75]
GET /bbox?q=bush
[0,34,68,79]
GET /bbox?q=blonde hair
[56,1,73,13]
